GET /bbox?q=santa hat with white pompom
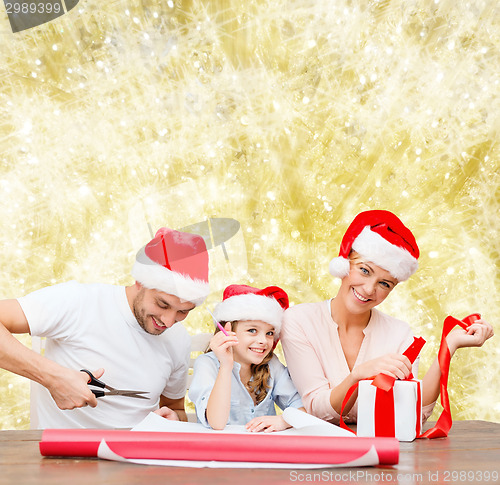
[329,210,420,282]
[132,227,209,306]
[213,284,289,338]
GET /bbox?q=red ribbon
[415,380,422,436]
[420,313,480,439]
[339,384,359,435]
[339,336,425,437]
[371,336,426,391]
[374,379,422,438]
[339,314,480,440]
[374,386,395,437]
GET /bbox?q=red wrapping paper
[40,429,399,465]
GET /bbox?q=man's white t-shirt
[18,281,191,429]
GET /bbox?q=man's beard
[132,287,162,336]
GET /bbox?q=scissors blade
[103,390,150,399]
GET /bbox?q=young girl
[280,210,494,424]
[189,284,304,431]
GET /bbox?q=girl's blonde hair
[210,321,272,404]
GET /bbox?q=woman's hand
[209,324,238,368]
[352,354,412,381]
[421,319,494,407]
[245,414,291,433]
[446,318,494,355]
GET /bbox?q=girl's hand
[352,354,412,381]
[209,323,238,368]
[446,318,494,354]
[245,414,291,433]
[154,406,180,421]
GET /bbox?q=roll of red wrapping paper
[40,429,399,465]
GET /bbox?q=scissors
[81,369,149,399]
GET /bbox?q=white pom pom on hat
[329,210,420,282]
[132,228,209,306]
[213,284,289,338]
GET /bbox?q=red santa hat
[329,210,419,282]
[132,228,209,306]
[213,284,289,338]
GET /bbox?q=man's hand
[154,406,180,420]
[45,367,104,410]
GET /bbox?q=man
[0,227,209,428]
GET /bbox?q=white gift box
[357,379,422,442]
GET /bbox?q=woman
[280,210,494,424]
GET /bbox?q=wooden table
[0,421,499,485]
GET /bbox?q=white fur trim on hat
[213,293,285,337]
[132,251,209,306]
[351,226,419,281]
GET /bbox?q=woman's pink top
[281,300,435,424]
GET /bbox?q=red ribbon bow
[339,336,425,437]
[339,313,481,440]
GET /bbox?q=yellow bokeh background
[0,0,498,429]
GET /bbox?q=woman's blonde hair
[348,249,362,263]
[210,321,272,404]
